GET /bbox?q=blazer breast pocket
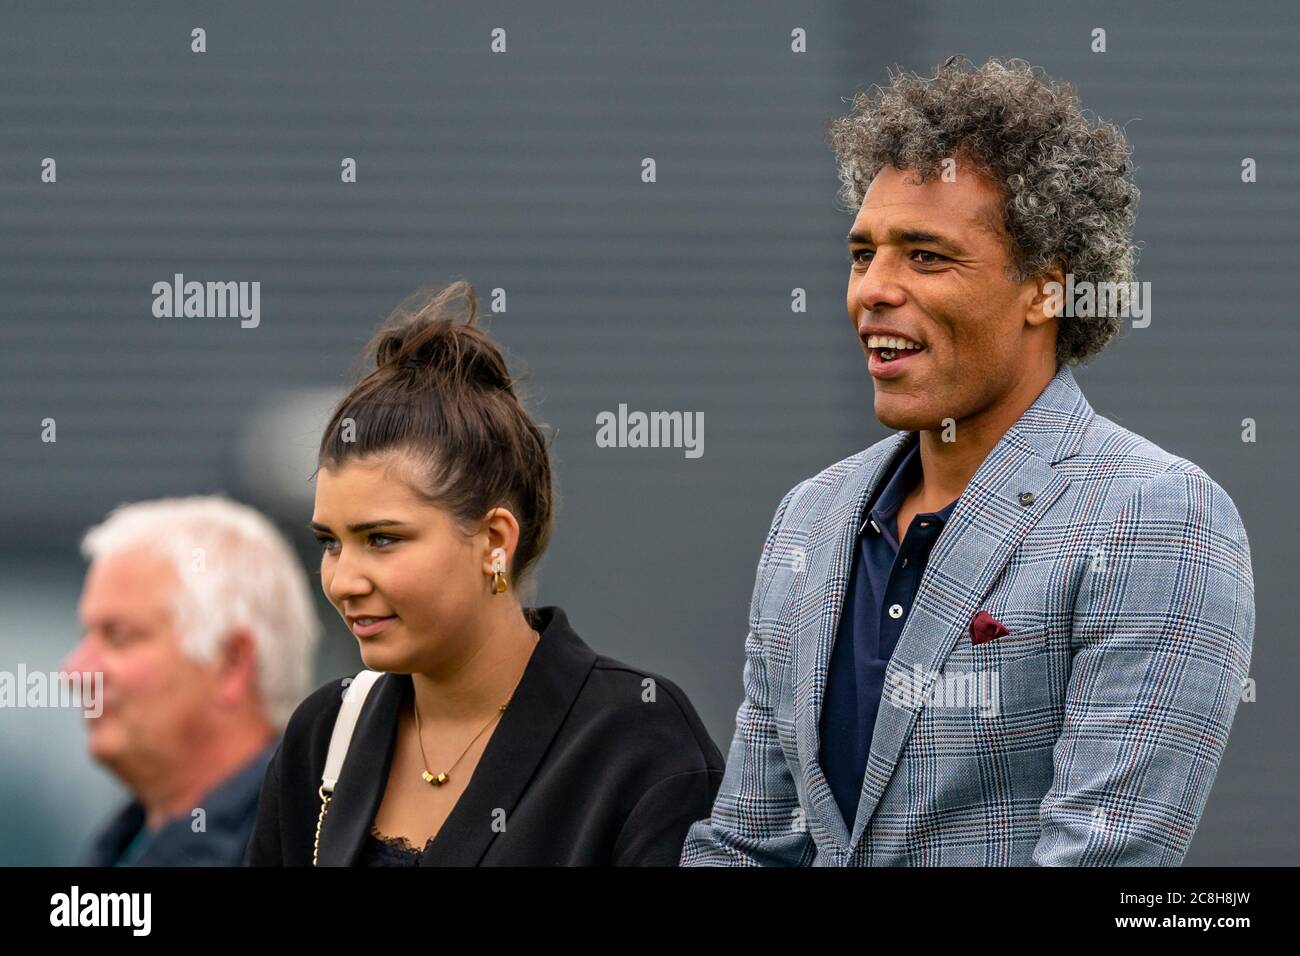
[986,646,1056,716]
[959,622,1057,717]
[968,617,1052,662]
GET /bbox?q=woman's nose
[325,549,372,604]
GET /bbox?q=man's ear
[1025,261,1066,329]
[216,629,261,707]
[1025,260,1066,329]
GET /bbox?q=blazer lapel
[421,605,596,865]
[793,431,912,849]
[846,366,1094,855]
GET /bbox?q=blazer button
[1018,491,1035,506]
[888,603,904,619]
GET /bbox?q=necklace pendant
[422,770,448,786]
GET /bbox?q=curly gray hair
[827,56,1140,366]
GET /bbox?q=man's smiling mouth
[865,333,925,362]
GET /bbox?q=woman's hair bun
[322,278,555,593]
[371,280,513,392]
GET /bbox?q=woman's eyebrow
[309,519,407,534]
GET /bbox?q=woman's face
[311,450,491,673]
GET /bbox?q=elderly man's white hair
[80,495,321,731]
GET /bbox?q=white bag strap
[321,669,385,794]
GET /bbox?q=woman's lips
[351,616,398,638]
[868,347,925,380]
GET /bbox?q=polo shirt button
[888,603,904,619]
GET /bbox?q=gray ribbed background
[1,0,1295,864]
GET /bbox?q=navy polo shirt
[818,439,958,831]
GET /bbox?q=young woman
[245,281,723,866]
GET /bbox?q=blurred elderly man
[65,496,320,866]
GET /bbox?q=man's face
[846,164,1057,431]
[312,450,488,675]
[68,549,220,778]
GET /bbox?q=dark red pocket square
[970,611,1010,645]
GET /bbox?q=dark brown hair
[317,281,554,592]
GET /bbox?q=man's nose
[853,250,909,313]
[62,636,99,677]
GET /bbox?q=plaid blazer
[681,366,1254,865]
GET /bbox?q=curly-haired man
[682,57,1253,865]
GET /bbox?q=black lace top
[357,826,434,867]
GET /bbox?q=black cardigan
[245,606,724,866]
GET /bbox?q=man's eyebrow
[845,227,967,255]
[309,519,407,534]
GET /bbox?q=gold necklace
[412,629,538,786]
